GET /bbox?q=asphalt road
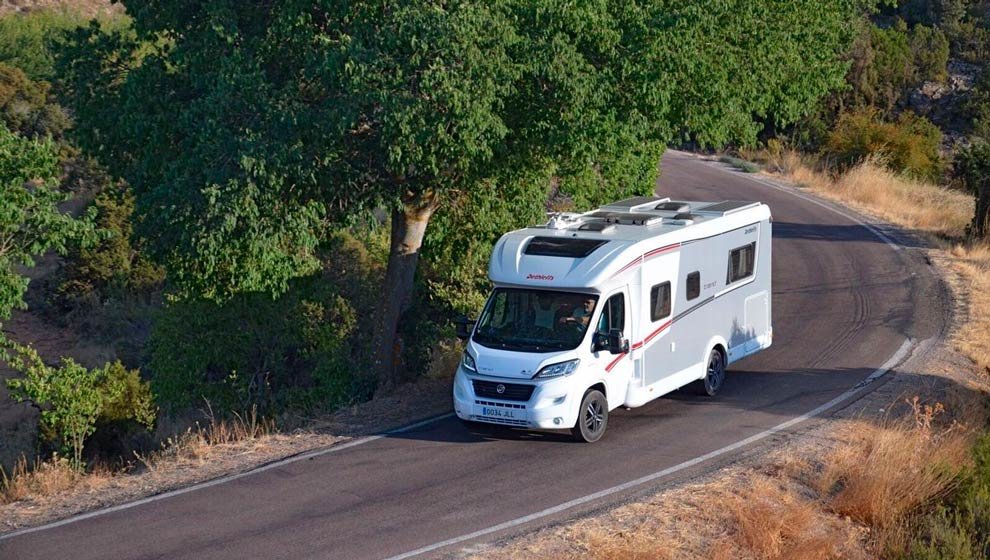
[0,151,947,560]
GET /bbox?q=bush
[2,340,155,468]
[823,108,943,180]
[0,9,124,82]
[954,141,990,238]
[908,433,990,559]
[965,68,990,141]
[149,231,381,414]
[54,183,164,305]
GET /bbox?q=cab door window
[596,293,625,335]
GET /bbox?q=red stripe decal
[611,243,681,278]
[629,320,672,351]
[605,352,627,372]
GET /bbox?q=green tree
[0,123,93,321]
[955,141,990,238]
[2,340,155,468]
[61,0,872,390]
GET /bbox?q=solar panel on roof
[524,237,608,258]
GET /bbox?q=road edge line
[384,338,915,560]
[0,412,455,542]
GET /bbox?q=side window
[596,293,625,334]
[650,282,671,321]
[686,271,700,300]
[727,242,756,284]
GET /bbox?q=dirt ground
[0,258,111,472]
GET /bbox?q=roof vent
[602,196,670,212]
[577,222,616,234]
[655,202,691,213]
[524,237,608,258]
[673,212,693,221]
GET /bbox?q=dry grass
[749,150,973,238]
[950,241,990,377]
[485,395,980,560]
[484,153,990,560]
[135,405,276,472]
[1,455,79,505]
[0,407,276,506]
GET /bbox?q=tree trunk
[974,178,990,239]
[370,190,439,391]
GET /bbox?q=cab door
[593,290,633,407]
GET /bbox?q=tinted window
[473,289,598,352]
[686,271,700,300]
[524,237,608,258]
[650,282,671,321]
[727,242,756,283]
[596,294,625,335]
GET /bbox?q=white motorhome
[452,196,773,442]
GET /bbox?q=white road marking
[385,338,915,560]
[2,151,918,556]
[689,152,903,251]
[0,413,455,542]
[387,159,923,559]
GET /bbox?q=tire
[693,347,726,396]
[571,389,608,443]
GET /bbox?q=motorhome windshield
[473,289,598,352]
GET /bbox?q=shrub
[908,433,990,559]
[0,62,69,140]
[54,182,164,306]
[823,108,943,180]
[0,9,125,82]
[965,68,990,141]
[2,340,155,468]
[149,231,380,414]
[954,141,990,238]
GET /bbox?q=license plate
[480,406,519,419]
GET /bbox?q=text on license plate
[481,406,519,419]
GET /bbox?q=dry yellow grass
[0,407,275,505]
[950,241,990,376]
[760,152,973,238]
[1,455,79,505]
[486,153,990,560]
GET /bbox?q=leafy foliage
[823,108,943,180]
[0,123,94,321]
[0,9,125,82]
[0,62,69,141]
[149,232,381,413]
[54,183,163,307]
[954,142,990,238]
[908,433,990,559]
[2,340,155,468]
[844,19,950,116]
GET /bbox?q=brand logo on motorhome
[496,384,506,394]
[526,273,554,281]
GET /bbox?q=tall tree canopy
[0,124,93,321]
[61,0,871,387]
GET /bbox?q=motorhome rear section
[453,196,772,442]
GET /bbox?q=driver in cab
[559,297,595,331]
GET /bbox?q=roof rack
[601,196,670,213]
[694,200,760,216]
[587,211,665,226]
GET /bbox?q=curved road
[0,151,946,560]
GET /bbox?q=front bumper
[452,367,577,429]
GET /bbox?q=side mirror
[606,328,629,355]
[593,329,629,355]
[454,315,476,341]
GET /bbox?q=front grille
[472,415,529,427]
[472,380,535,402]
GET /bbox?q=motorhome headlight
[534,359,580,379]
[461,351,478,373]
